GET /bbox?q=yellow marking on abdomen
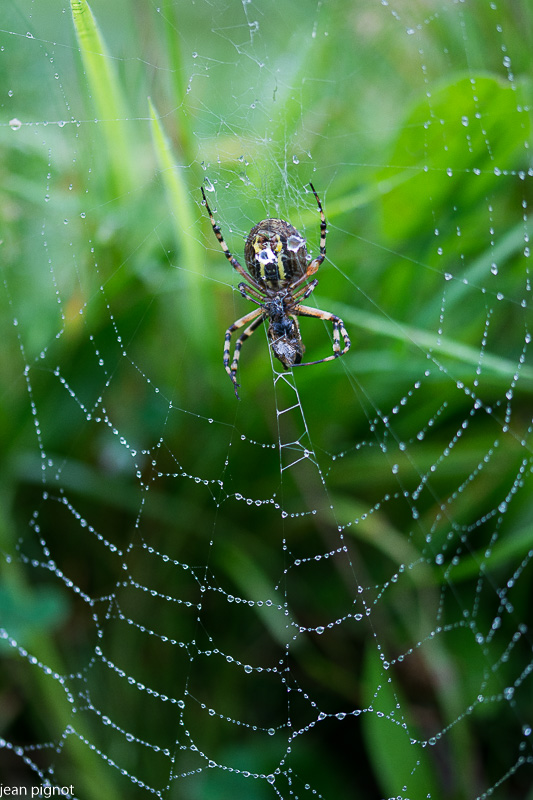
[275,235,285,281]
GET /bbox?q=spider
[201,183,351,398]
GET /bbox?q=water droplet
[9,118,22,131]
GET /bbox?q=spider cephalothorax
[201,183,351,398]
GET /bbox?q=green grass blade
[70,0,133,196]
[328,299,533,386]
[422,223,531,321]
[161,0,194,161]
[149,97,206,344]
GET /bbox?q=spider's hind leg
[292,304,351,366]
[224,308,265,398]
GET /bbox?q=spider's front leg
[224,308,265,398]
[201,187,264,291]
[292,278,319,303]
[287,185,327,292]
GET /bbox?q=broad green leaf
[380,75,532,243]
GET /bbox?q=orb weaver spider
[201,183,351,398]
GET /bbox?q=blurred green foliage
[1,0,533,798]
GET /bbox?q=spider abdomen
[244,219,308,288]
[267,317,304,369]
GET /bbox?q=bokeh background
[1,0,533,797]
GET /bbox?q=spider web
[1,0,533,798]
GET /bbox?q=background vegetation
[1,0,533,797]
